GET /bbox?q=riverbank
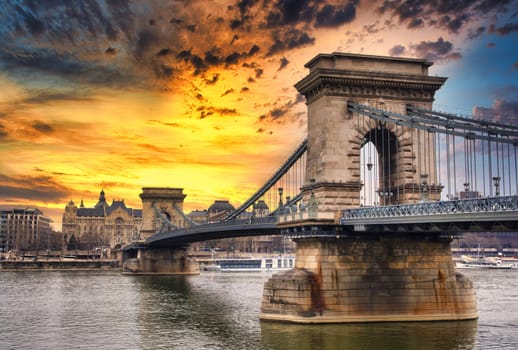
[0,259,120,271]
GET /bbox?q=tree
[67,234,77,250]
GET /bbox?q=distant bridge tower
[123,187,198,274]
[139,187,187,239]
[295,52,445,216]
[261,53,477,323]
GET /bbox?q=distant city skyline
[1,0,517,228]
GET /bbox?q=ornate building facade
[62,190,142,249]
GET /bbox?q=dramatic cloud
[394,37,463,62]
[389,44,406,56]
[258,94,305,123]
[388,38,461,62]
[278,57,289,70]
[32,121,54,134]
[0,173,73,203]
[0,0,516,227]
[378,0,514,33]
[473,99,518,125]
[489,22,518,36]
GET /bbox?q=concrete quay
[0,259,120,271]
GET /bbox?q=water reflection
[132,275,265,350]
[261,320,477,350]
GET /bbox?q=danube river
[1,268,517,350]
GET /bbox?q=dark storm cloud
[177,49,207,75]
[134,29,162,59]
[148,119,181,128]
[198,106,238,119]
[263,0,359,29]
[278,57,289,70]
[153,64,174,79]
[407,18,424,29]
[0,44,143,89]
[389,44,406,56]
[0,123,7,138]
[221,88,234,97]
[265,0,314,27]
[314,2,357,28]
[22,11,45,36]
[407,37,462,62]
[377,0,514,33]
[467,26,486,40]
[267,29,315,56]
[258,93,305,123]
[204,73,220,85]
[156,48,172,57]
[105,47,117,55]
[0,173,72,203]
[11,0,133,44]
[489,22,518,36]
[237,0,260,16]
[1,0,362,93]
[21,91,96,105]
[31,121,54,133]
[473,99,518,125]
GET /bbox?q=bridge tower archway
[295,53,446,218]
[359,124,399,206]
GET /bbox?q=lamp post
[463,182,470,199]
[278,187,283,207]
[377,190,393,205]
[277,187,284,216]
[492,176,501,197]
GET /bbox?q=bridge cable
[507,140,511,196]
[437,132,441,198]
[515,143,518,195]
[396,123,405,204]
[224,139,307,221]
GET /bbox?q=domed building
[207,200,236,222]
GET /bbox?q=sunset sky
[1,0,517,229]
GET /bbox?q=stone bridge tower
[294,52,446,219]
[139,187,187,240]
[261,53,477,324]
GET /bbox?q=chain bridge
[123,52,518,324]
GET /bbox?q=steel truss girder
[348,102,518,146]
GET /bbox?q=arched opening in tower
[360,124,399,206]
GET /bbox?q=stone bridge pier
[260,53,478,323]
[122,246,198,275]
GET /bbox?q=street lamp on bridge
[492,176,501,197]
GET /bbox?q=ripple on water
[1,269,518,350]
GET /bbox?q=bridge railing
[340,195,518,223]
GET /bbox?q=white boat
[200,263,221,271]
[456,255,513,269]
[201,256,295,272]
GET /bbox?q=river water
[0,268,517,350]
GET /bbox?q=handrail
[340,195,518,222]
